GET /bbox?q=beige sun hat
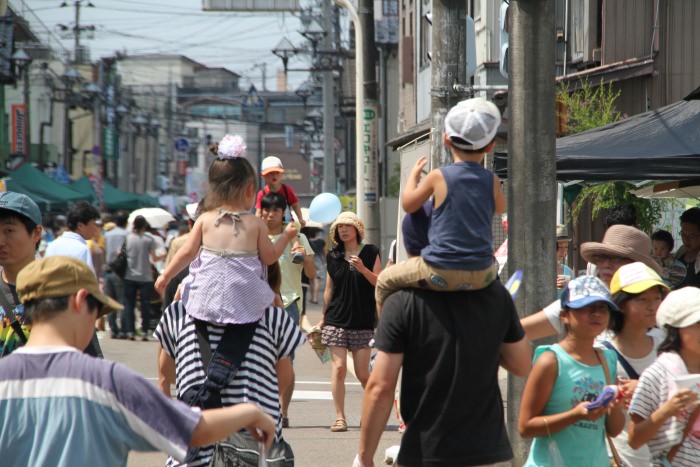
[330,212,365,244]
[17,256,123,317]
[580,225,662,275]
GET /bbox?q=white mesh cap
[444,98,502,151]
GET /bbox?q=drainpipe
[39,99,55,167]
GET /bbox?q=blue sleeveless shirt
[524,344,617,467]
[422,161,495,270]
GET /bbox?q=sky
[21,0,316,91]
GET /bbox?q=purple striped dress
[180,248,274,324]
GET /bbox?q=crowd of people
[1,97,700,467]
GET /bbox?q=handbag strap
[601,340,640,380]
[191,319,258,409]
[594,348,624,467]
[667,401,700,462]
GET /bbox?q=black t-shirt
[0,268,19,308]
[324,244,379,330]
[374,283,524,467]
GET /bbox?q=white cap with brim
[657,287,700,328]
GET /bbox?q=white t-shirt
[603,335,662,467]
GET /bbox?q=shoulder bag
[181,319,294,467]
[109,237,128,278]
[595,349,625,467]
[601,341,640,380]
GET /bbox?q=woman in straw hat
[317,211,382,432]
[523,224,663,340]
[628,287,700,466]
[603,262,670,467]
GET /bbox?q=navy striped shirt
[155,301,305,467]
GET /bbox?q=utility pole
[73,0,81,63]
[321,0,336,194]
[506,1,558,464]
[430,1,466,168]
[59,0,94,64]
[358,0,380,245]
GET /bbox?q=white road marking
[296,380,361,385]
[292,390,333,400]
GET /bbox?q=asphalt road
[99,300,403,467]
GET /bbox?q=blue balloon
[309,193,342,224]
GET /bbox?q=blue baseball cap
[561,275,618,311]
[0,191,42,226]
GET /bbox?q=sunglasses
[591,254,628,265]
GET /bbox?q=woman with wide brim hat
[317,211,382,433]
[579,224,663,283]
[523,224,661,340]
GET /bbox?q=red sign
[11,104,26,155]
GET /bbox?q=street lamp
[333,0,366,218]
[272,37,298,77]
[301,20,326,53]
[12,49,32,158]
[295,81,314,111]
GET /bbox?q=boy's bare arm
[291,202,306,227]
[402,156,436,213]
[155,220,204,292]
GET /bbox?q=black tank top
[324,244,379,330]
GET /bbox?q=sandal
[330,418,347,432]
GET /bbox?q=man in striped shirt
[0,256,275,467]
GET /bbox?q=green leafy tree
[386,163,401,197]
[559,79,667,232]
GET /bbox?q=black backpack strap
[601,340,639,380]
[187,319,258,409]
[282,183,294,218]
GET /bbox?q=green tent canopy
[4,164,94,212]
[72,176,159,211]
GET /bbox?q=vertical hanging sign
[11,104,26,155]
[362,106,378,202]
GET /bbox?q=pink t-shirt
[255,184,299,209]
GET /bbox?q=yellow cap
[17,257,123,317]
[610,262,670,295]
